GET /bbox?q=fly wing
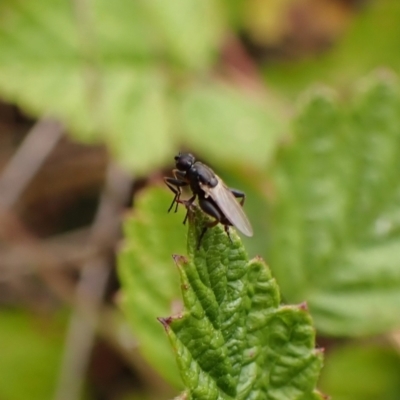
[200,178,253,237]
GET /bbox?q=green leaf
[0,0,223,173]
[179,82,286,170]
[0,0,287,173]
[159,203,323,399]
[269,74,400,336]
[140,0,223,70]
[118,187,186,387]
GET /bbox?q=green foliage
[0,310,66,400]
[179,83,284,169]
[118,187,324,398]
[0,0,285,173]
[264,0,400,98]
[4,0,400,395]
[269,75,400,336]
[319,342,400,400]
[118,188,186,387]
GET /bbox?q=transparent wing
[200,178,253,237]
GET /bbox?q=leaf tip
[157,316,181,331]
[157,314,184,331]
[172,254,188,266]
[316,347,325,354]
[298,301,308,311]
[320,391,331,400]
[157,316,172,330]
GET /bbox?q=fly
[164,153,253,247]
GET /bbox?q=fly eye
[175,153,194,170]
[176,158,190,170]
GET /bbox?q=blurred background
[1,0,400,399]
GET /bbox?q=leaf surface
[179,83,286,170]
[118,188,186,387]
[160,202,323,399]
[0,0,285,173]
[0,0,221,172]
[269,75,400,335]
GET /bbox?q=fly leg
[229,188,246,206]
[224,225,233,243]
[164,177,188,213]
[197,197,230,249]
[181,194,196,225]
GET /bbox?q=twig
[0,118,63,209]
[0,228,95,279]
[0,118,78,302]
[54,163,132,400]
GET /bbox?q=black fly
[164,153,253,247]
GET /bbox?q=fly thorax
[208,176,218,187]
[198,174,218,188]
